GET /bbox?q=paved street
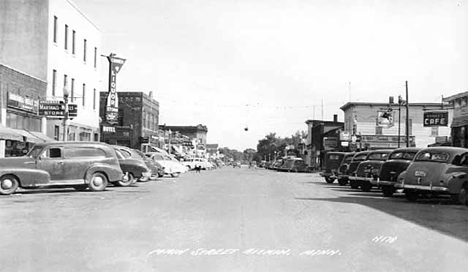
[1,167,467,272]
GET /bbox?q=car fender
[0,168,49,187]
[447,172,468,193]
[85,163,123,183]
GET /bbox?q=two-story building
[443,91,468,147]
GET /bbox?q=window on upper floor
[82,83,86,107]
[52,69,57,96]
[72,30,76,54]
[63,74,68,90]
[83,39,87,62]
[431,126,439,137]
[71,78,75,102]
[93,88,96,110]
[64,24,68,50]
[53,16,58,43]
[94,47,97,68]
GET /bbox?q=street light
[62,82,70,141]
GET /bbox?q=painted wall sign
[377,109,394,128]
[423,111,448,127]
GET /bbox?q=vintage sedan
[350,149,392,192]
[134,149,164,180]
[146,152,187,177]
[373,147,421,197]
[396,147,468,205]
[0,142,123,195]
[320,152,348,183]
[336,152,356,186]
[346,151,371,189]
[112,145,151,185]
[278,158,312,172]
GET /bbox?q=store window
[54,125,60,141]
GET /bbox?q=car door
[36,146,66,184]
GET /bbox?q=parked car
[112,145,151,185]
[346,151,371,189]
[278,158,311,172]
[0,141,123,195]
[182,157,213,170]
[134,149,164,180]
[396,147,468,205]
[349,149,392,192]
[146,152,187,177]
[320,152,348,183]
[373,147,421,197]
[336,152,356,186]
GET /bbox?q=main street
[1,167,467,272]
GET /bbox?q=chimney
[333,114,338,122]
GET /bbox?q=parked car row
[0,141,181,195]
[264,157,313,173]
[319,147,468,206]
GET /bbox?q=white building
[0,0,102,141]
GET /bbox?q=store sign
[39,100,78,118]
[105,54,126,125]
[323,137,338,150]
[377,109,394,128]
[7,92,39,114]
[340,131,351,141]
[423,111,448,127]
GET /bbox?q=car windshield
[389,151,417,160]
[415,151,450,162]
[353,154,368,161]
[328,154,342,161]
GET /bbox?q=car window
[368,153,389,160]
[119,149,132,158]
[64,147,106,158]
[415,151,450,162]
[41,147,62,159]
[114,149,125,159]
[353,154,367,161]
[153,154,164,160]
[329,154,341,160]
[28,145,44,158]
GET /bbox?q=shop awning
[0,125,24,141]
[27,131,56,142]
[11,129,43,143]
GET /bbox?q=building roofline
[66,0,101,32]
[305,119,344,125]
[0,64,48,84]
[443,92,468,102]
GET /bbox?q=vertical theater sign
[105,53,126,125]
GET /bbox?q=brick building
[100,91,159,150]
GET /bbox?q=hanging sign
[105,54,126,124]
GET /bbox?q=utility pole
[405,81,409,147]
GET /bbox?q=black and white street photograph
[0,0,467,271]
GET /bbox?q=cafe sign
[7,92,39,114]
[423,111,448,127]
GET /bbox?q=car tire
[88,172,108,191]
[186,166,191,171]
[0,175,19,195]
[338,179,348,186]
[350,180,359,189]
[451,183,468,206]
[361,182,372,192]
[381,186,395,197]
[116,172,134,187]
[405,191,419,202]
[171,172,180,178]
[325,177,334,184]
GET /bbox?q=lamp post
[62,83,70,141]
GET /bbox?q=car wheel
[451,183,468,206]
[361,182,372,192]
[88,172,108,191]
[405,191,419,202]
[171,172,180,178]
[0,175,19,195]
[325,177,334,184]
[381,186,395,197]
[350,180,359,189]
[116,172,135,187]
[338,179,347,186]
[186,165,191,171]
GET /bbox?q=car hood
[0,156,35,168]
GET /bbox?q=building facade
[443,92,468,147]
[305,115,344,168]
[1,0,102,142]
[340,102,452,149]
[100,91,160,150]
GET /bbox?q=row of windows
[53,16,98,68]
[51,69,97,110]
[6,112,42,131]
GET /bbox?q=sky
[73,0,468,151]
